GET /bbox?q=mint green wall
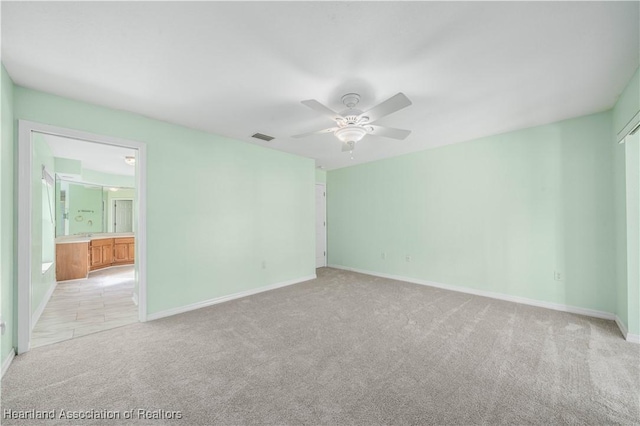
[54,157,134,188]
[67,184,104,235]
[625,133,639,335]
[315,169,326,183]
[13,86,315,315]
[328,112,616,314]
[613,132,628,329]
[82,169,134,188]
[1,65,15,366]
[54,157,81,176]
[31,133,56,317]
[613,68,640,335]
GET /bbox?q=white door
[315,184,327,268]
[114,199,133,232]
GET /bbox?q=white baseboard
[329,264,617,321]
[132,292,139,306]
[615,315,629,339]
[31,280,58,329]
[615,316,640,344]
[147,274,317,321]
[626,334,640,344]
[2,349,15,377]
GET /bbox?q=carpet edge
[327,264,625,327]
[146,274,317,321]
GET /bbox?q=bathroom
[32,131,140,348]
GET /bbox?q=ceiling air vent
[251,133,275,142]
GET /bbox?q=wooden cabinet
[89,238,114,271]
[113,237,135,265]
[56,242,90,281]
[89,237,135,271]
[57,236,136,280]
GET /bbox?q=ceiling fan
[293,92,412,152]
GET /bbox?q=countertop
[55,233,135,244]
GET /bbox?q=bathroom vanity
[55,233,135,281]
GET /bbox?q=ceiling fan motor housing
[338,114,367,125]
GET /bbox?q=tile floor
[31,265,138,348]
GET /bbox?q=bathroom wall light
[124,156,136,166]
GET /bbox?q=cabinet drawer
[91,238,114,247]
[114,237,134,244]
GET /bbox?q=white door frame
[316,183,327,267]
[17,120,148,354]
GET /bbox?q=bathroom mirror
[55,177,134,236]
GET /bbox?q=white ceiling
[3,2,638,170]
[41,133,136,178]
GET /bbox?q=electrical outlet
[381,252,386,260]
[405,255,411,262]
[0,317,5,336]
[554,271,562,281]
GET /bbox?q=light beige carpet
[2,268,639,425]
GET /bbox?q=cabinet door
[128,242,135,262]
[102,242,113,265]
[113,238,134,264]
[113,243,129,262]
[90,246,104,267]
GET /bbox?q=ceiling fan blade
[292,127,338,138]
[341,141,356,152]
[301,99,343,121]
[359,93,412,123]
[367,125,411,140]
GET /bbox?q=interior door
[114,199,133,232]
[315,184,327,268]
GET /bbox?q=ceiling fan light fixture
[293,92,412,155]
[334,125,367,144]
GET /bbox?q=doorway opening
[17,121,147,354]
